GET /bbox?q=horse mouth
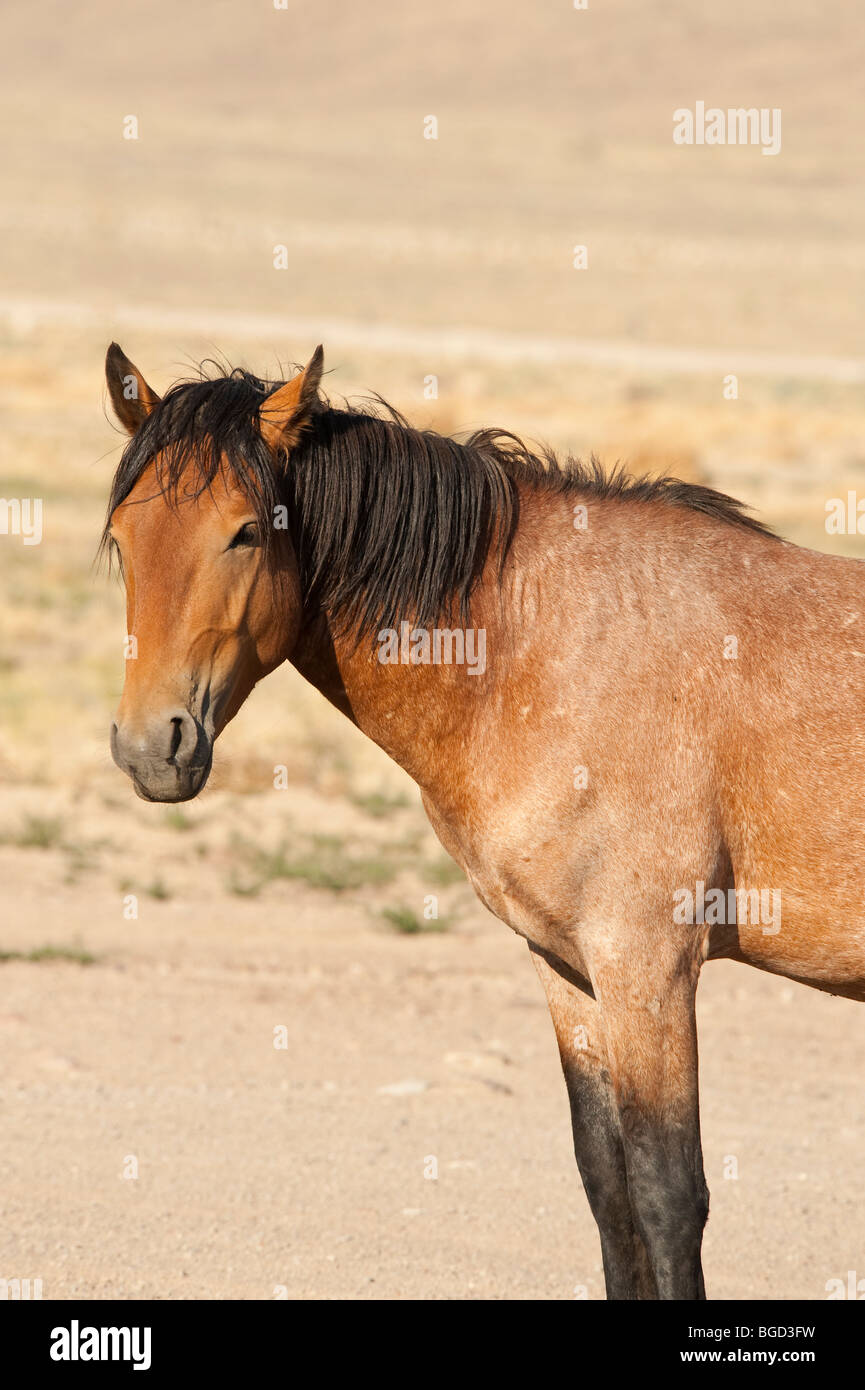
[129,754,213,803]
[111,714,214,803]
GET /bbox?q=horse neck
[289,573,514,796]
[287,483,573,795]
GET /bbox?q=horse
[102,342,865,1300]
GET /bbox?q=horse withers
[103,343,865,1299]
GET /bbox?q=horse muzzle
[110,710,213,803]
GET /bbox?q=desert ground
[1,0,865,1299]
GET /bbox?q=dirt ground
[1,0,865,1300]
[2,773,865,1301]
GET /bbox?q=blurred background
[0,0,863,1300]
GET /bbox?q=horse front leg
[591,936,709,1300]
[530,944,657,1299]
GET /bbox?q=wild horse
[103,343,865,1299]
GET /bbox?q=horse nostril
[168,716,184,764]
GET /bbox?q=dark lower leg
[531,945,656,1300]
[619,1108,709,1299]
[599,961,709,1301]
[566,1069,658,1299]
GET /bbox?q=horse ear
[259,346,324,452]
[106,343,161,435]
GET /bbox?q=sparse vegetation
[228,832,399,896]
[0,945,97,966]
[6,815,65,850]
[349,789,410,819]
[62,845,96,884]
[227,875,262,898]
[381,905,446,935]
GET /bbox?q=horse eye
[228,521,259,549]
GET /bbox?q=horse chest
[420,791,580,946]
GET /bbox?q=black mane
[102,363,775,636]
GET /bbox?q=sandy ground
[2,772,864,1301]
[1,0,865,1300]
